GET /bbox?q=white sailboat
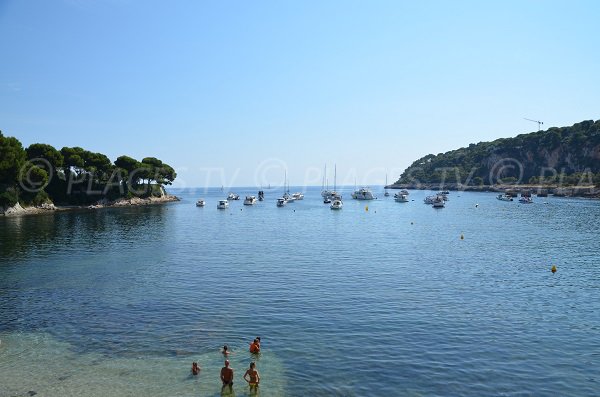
[321,164,332,198]
[384,174,390,197]
[277,171,288,206]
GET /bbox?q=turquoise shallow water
[1,186,599,396]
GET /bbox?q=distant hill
[395,120,600,187]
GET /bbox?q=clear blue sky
[1,0,599,188]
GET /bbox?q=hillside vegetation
[395,120,600,187]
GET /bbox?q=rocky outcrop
[88,194,179,209]
[1,202,57,216]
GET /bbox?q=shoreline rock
[1,202,57,216]
[1,195,179,216]
[88,195,180,209]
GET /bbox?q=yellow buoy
[365,205,369,212]
[551,265,557,273]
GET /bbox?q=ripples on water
[1,187,599,396]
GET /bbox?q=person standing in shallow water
[220,360,234,392]
[243,362,260,389]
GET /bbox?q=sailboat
[277,171,288,206]
[329,165,342,200]
[321,164,332,198]
[384,174,390,197]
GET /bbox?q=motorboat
[195,199,206,207]
[330,199,343,210]
[292,192,304,200]
[323,196,331,204]
[394,193,409,203]
[276,198,287,207]
[432,196,445,208]
[243,195,257,205]
[227,193,239,201]
[519,196,533,204]
[217,200,229,209]
[352,187,376,200]
[497,194,513,201]
[283,192,296,202]
[437,192,449,201]
[424,195,437,204]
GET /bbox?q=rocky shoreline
[385,183,600,198]
[1,195,180,216]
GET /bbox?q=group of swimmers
[191,337,262,392]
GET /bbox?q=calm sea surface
[1,187,599,396]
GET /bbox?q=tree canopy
[0,132,178,207]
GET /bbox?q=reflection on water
[1,187,600,396]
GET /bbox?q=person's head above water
[249,362,255,369]
[223,345,228,351]
[225,360,230,367]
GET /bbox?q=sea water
[1,187,599,396]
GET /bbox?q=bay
[1,187,599,396]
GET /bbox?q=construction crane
[524,118,544,131]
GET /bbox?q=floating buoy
[365,205,369,212]
[475,203,479,208]
[551,265,557,273]
[460,233,464,240]
[411,221,413,225]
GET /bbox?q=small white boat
[227,193,239,201]
[243,195,257,205]
[276,198,287,207]
[283,192,296,202]
[424,195,437,204]
[330,199,343,210]
[432,196,445,208]
[217,199,229,209]
[292,192,304,200]
[394,193,409,203]
[352,187,376,200]
[519,196,533,204]
[497,194,513,201]
[323,196,331,204]
[195,199,206,207]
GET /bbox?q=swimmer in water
[191,362,200,375]
[249,338,260,354]
[222,345,230,355]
